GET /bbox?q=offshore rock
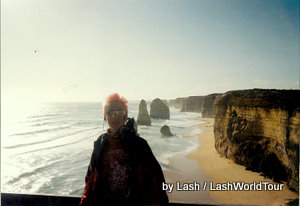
[137,100,151,126]
[201,93,222,118]
[214,89,300,192]
[181,96,205,112]
[160,125,174,136]
[150,98,170,119]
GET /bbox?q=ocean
[1,101,204,195]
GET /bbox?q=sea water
[1,101,204,195]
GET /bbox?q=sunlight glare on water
[1,101,203,195]
[1,100,43,147]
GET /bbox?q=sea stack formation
[214,89,300,192]
[137,100,151,126]
[150,98,170,119]
[160,125,174,136]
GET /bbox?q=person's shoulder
[94,133,108,147]
[127,132,149,147]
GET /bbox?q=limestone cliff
[168,98,184,109]
[181,96,205,112]
[201,93,222,118]
[214,89,299,192]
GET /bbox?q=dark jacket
[80,126,169,206]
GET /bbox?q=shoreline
[162,118,217,205]
[187,117,298,206]
[163,152,217,205]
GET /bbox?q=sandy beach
[164,118,298,206]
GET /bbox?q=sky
[1,0,299,102]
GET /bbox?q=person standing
[80,93,169,206]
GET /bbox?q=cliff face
[214,89,299,192]
[180,94,221,117]
[201,93,222,118]
[181,96,205,112]
[168,98,184,109]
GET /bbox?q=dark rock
[150,98,170,119]
[160,125,173,136]
[137,100,151,126]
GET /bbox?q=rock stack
[150,98,170,119]
[137,100,151,126]
[160,125,173,136]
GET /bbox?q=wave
[5,127,100,149]
[6,163,55,185]
[16,133,97,155]
[2,102,206,196]
[31,119,99,127]
[31,122,54,127]
[73,121,99,126]
[11,126,71,137]
[28,114,61,119]
[70,187,85,195]
[159,161,182,172]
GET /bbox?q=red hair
[103,93,128,117]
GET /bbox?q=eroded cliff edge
[214,89,299,192]
[179,94,221,117]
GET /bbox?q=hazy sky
[1,0,299,102]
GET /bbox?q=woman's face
[105,101,126,132]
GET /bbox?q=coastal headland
[166,89,299,206]
[188,118,298,206]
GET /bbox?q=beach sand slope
[188,118,298,206]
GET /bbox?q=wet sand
[164,153,218,205]
[163,117,298,206]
